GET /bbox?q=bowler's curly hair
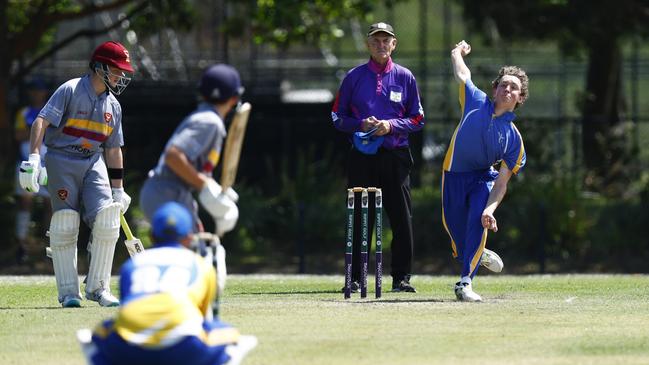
[491,66,529,108]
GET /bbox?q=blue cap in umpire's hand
[353,127,384,155]
[152,202,192,243]
[198,64,245,103]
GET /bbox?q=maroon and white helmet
[90,41,134,95]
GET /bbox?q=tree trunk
[581,38,630,194]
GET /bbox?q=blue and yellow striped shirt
[443,79,525,174]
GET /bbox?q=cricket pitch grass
[1,274,649,365]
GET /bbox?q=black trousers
[347,147,414,281]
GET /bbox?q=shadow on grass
[238,290,339,295]
[333,298,450,303]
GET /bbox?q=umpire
[331,22,425,292]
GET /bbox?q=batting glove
[38,166,48,186]
[19,153,42,193]
[224,187,239,203]
[216,199,239,236]
[199,179,239,234]
[112,187,131,213]
[199,179,223,217]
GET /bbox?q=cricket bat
[120,213,145,257]
[220,102,252,191]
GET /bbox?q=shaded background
[2,0,648,275]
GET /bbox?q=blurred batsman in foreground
[139,64,242,236]
[443,40,528,302]
[19,41,134,307]
[79,202,257,365]
[332,22,425,292]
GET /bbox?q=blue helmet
[151,202,193,243]
[198,64,244,103]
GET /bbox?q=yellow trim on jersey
[65,118,114,135]
[459,82,466,111]
[469,228,488,274]
[193,259,217,316]
[510,123,525,174]
[115,293,204,347]
[443,83,466,171]
[440,173,458,258]
[208,149,220,167]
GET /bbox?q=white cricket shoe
[86,290,120,307]
[480,248,504,273]
[454,282,483,302]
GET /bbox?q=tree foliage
[225,0,404,47]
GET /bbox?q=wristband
[107,168,124,180]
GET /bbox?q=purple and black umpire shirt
[331,57,425,149]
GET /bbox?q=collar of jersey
[487,100,516,123]
[197,101,222,118]
[368,57,394,74]
[82,74,108,101]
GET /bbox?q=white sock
[460,276,472,285]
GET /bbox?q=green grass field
[1,274,649,365]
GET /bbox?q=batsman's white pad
[86,203,121,294]
[49,209,81,301]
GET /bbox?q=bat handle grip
[120,213,134,240]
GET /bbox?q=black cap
[367,22,395,37]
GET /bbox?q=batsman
[19,41,134,308]
[139,63,245,238]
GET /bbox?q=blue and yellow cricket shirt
[443,79,525,174]
[107,243,236,349]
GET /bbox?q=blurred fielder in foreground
[79,202,257,365]
[139,64,243,237]
[443,40,528,302]
[19,41,134,307]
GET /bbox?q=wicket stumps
[344,187,382,299]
